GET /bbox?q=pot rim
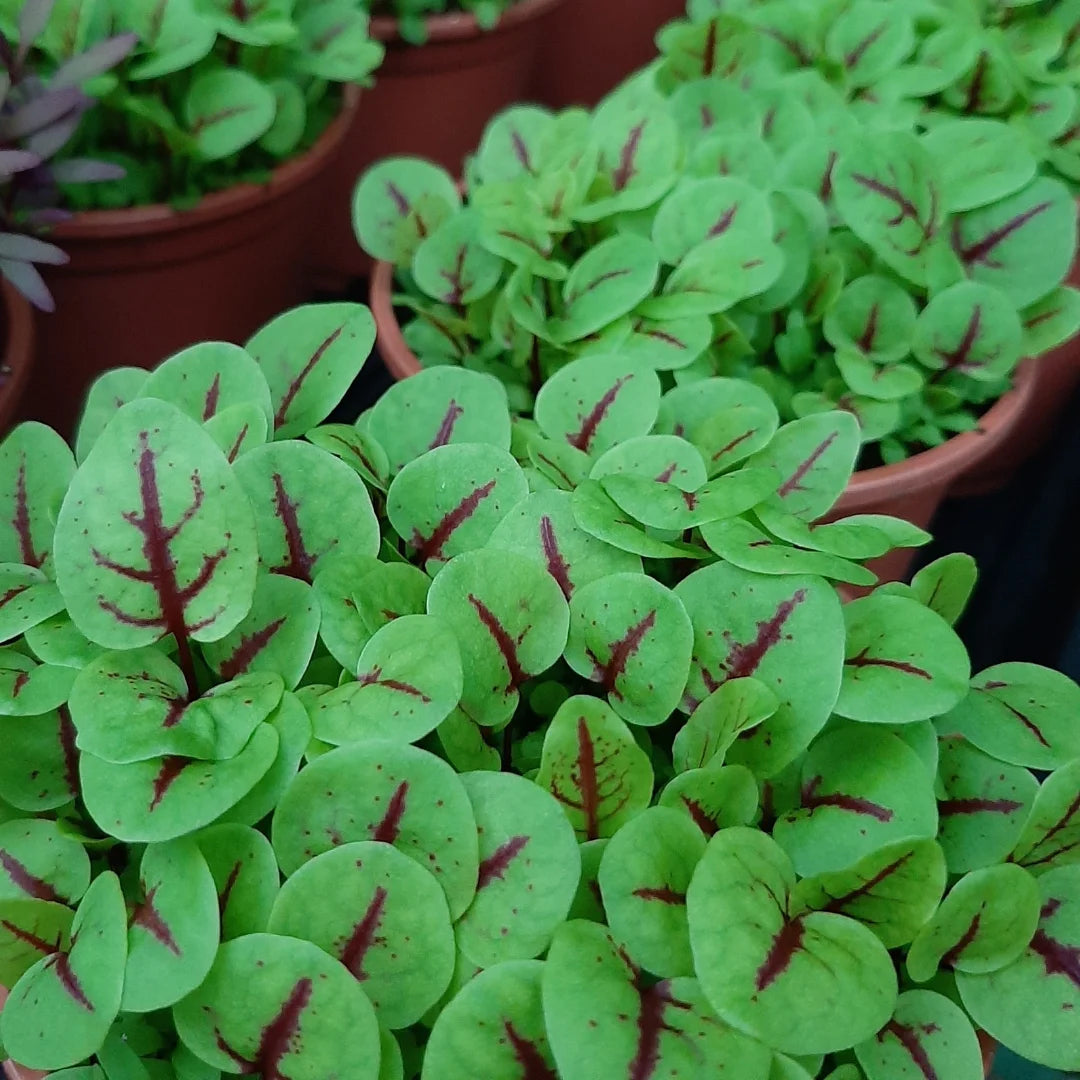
[49,86,361,241]
[371,0,565,45]
[370,257,1041,495]
[838,358,1038,509]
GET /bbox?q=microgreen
[0,337,1074,1078]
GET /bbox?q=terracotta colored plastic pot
[953,256,1080,497]
[19,90,359,440]
[371,258,424,381]
[0,282,34,438]
[313,0,566,284]
[532,0,686,108]
[828,360,1037,586]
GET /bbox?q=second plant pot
[314,0,566,284]
[531,0,686,107]
[20,92,359,439]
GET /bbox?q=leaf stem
[175,631,200,699]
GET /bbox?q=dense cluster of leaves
[0,0,383,209]
[355,39,1080,461]
[366,0,525,46]
[676,0,1080,187]
[0,0,134,309]
[0,316,1077,1079]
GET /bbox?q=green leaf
[597,806,705,977]
[774,725,938,876]
[823,276,918,365]
[687,829,897,1056]
[951,176,1077,308]
[1022,286,1080,357]
[271,740,479,920]
[455,771,580,969]
[1010,758,1080,875]
[0,898,73,987]
[426,549,569,728]
[659,761,760,837]
[353,158,460,267]
[486,488,642,601]
[269,841,454,1029]
[956,864,1080,1072]
[79,725,278,843]
[938,662,1080,770]
[564,573,693,727]
[413,211,504,307]
[550,234,660,343]
[173,934,381,1079]
[0,818,90,904]
[937,736,1038,874]
[0,708,81,812]
[854,989,984,1080]
[1,872,127,1071]
[749,412,860,522]
[907,864,1041,981]
[366,367,512,475]
[824,0,915,87]
[912,280,1023,382]
[535,356,661,456]
[234,440,379,583]
[833,133,943,286]
[793,839,947,949]
[0,422,75,574]
[386,444,528,573]
[544,920,772,1080]
[676,563,844,777]
[535,696,653,841]
[908,553,978,626]
[195,823,280,940]
[923,119,1038,212]
[836,594,971,724]
[421,960,556,1080]
[672,679,778,773]
[184,69,275,160]
[54,399,258,650]
[73,369,148,465]
[121,837,219,1012]
[246,303,375,439]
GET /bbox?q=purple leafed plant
[0,0,134,310]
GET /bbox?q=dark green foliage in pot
[355,44,1080,463]
[0,340,1076,1077]
[676,0,1080,188]
[0,0,384,209]
[365,0,529,46]
[0,0,135,309]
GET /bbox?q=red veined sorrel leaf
[54,400,258,653]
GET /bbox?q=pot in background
[21,91,359,439]
[531,0,686,108]
[0,282,34,438]
[829,360,1037,586]
[314,0,566,284]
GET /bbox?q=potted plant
[0,329,1077,1077]
[4,0,382,436]
[0,1,135,434]
[358,69,1078,581]
[313,0,567,283]
[531,0,687,109]
[660,0,1080,488]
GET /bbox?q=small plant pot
[371,259,423,381]
[531,0,686,107]
[0,282,35,438]
[19,90,359,439]
[828,360,1037,586]
[313,0,566,284]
